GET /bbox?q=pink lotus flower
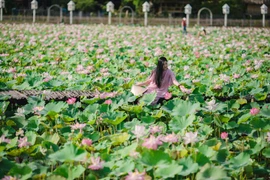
[149,125,162,134]
[81,138,92,146]
[267,132,270,142]
[161,133,178,143]
[70,122,86,133]
[130,59,135,64]
[250,108,260,115]
[88,157,105,170]
[206,99,218,111]
[125,169,146,180]
[164,92,172,100]
[104,99,112,105]
[18,137,31,148]
[233,74,241,79]
[132,125,146,139]
[1,176,17,180]
[213,84,222,90]
[67,97,76,104]
[143,62,149,67]
[183,132,198,145]
[142,135,163,150]
[246,67,253,72]
[16,128,24,137]
[129,151,140,158]
[0,135,11,144]
[220,132,228,139]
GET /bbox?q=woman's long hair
[154,57,167,88]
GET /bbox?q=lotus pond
[0,24,270,180]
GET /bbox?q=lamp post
[31,0,38,23]
[0,0,5,21]
[143,2,150,26]
[106,1,114,25]
[68,1,75,24]
[222,4,230,27]
[184,4,192,27]
[261,4,268,27]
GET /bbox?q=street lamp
[143,1,150,26]
[31,0,38,23]
[0,0,5,21]
[261,4,268,27]
[222,4,230,27]
[106,1,114,25]
[68,1,75,24]
[184,4,192,27]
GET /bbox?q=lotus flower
[88,157,105,170]
[70,122,86,133]
[206,99,218,111]
[18,137,31,148]
[267,132,270,143]
[142,135,163,150]
[250,108,260,115]
[132,125,146,139]
[161,133,178,143]
[67,97,76,104]
[164,92,172,100]
[149,125,162,134]
[81,138,92,146]
[0,135,11,144]
[220,132,228,139]
[125,169,146,180]
[1,176,17,180]
[104,99,112,105]
[183,132,198,145]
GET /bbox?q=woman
[136,57,185,105]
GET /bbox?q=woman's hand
[179,85,192,94]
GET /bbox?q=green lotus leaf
[41,132,60,144]
[42,101,68,114]
[49,143,87,162]
[25,131,37,145]
[6,137,18,150]
[195,152,211,167]
[260,104,270,118]
[230,152,251,168]
[162,99,200,117]
[139,93,157,106]
[0,158,15,179]
[196,164,230,180]
[0,101,9,116]
[236,99,247,105]
[140,149,172,167]
[262,148,270,158]
[141,116,155,124]
[237,113,251,124]
[116,143,138,158]
[121,104,143,114]
[110,132,130,146]
[81,97,99,105]
[155,161,183,178]
[53,164,85,180]
[178,156,199,176]
[26,116,40,131]
[247,139,265,155]
[250,118,268,130]
[169,114,195,133]
[102,111,128,126]
[114,160,135,175]
[9,164,32,180]
[214,149,229,163]
[198,144,216,158]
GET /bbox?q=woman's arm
[136,79,151,86]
